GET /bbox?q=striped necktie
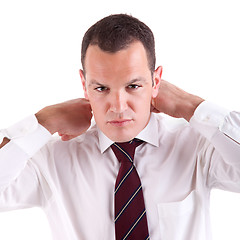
[111,139,150,240]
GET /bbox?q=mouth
[107,119,133,127]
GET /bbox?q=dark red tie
[111,139,150,240]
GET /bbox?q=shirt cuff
[0,115,52,157]
[219,111,240,144]
[189,101,230,140]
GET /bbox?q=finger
[151,107,160,113]
[150,103,160,113]
[60,134,77,141]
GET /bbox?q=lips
[107,119,132,127]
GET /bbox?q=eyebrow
[127,78,147,85]
[88,77,147,87]
[88,79,103,86]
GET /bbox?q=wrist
[35,106,58,135]
[181,94,204,122]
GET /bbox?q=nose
[109,90,128,113]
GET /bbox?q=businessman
[0,14,240,240]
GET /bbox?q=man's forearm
[35,106,58,135]
[35,98,92,141]
[177,93,204,122]
[151,80,204,121]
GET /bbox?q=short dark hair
[81,14,156,75]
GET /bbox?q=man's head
[81,14,156,77]
[80,14,162,142]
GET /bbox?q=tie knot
[111,139,143,163]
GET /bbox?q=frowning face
[80,41,161,142]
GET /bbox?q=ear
[79,69,89,100]
[152,66,162,98]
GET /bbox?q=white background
[0,0,240,239]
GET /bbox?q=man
[0,14,239,240]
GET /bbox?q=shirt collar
[98,113,160,154]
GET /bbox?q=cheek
[131,93,151,113]
[89,96,108,117]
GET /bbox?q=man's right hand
[35,98,92,141]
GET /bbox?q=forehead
[84,41,151,81]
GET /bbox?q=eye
[95,86,108,92]
[127,84,141,90]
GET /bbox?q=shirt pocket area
[157,190,203,240]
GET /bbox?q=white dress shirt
[0,101,240,240]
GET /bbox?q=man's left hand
[151,80,204,122]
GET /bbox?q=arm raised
[35,98,93,141]
[151,80,204,121]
